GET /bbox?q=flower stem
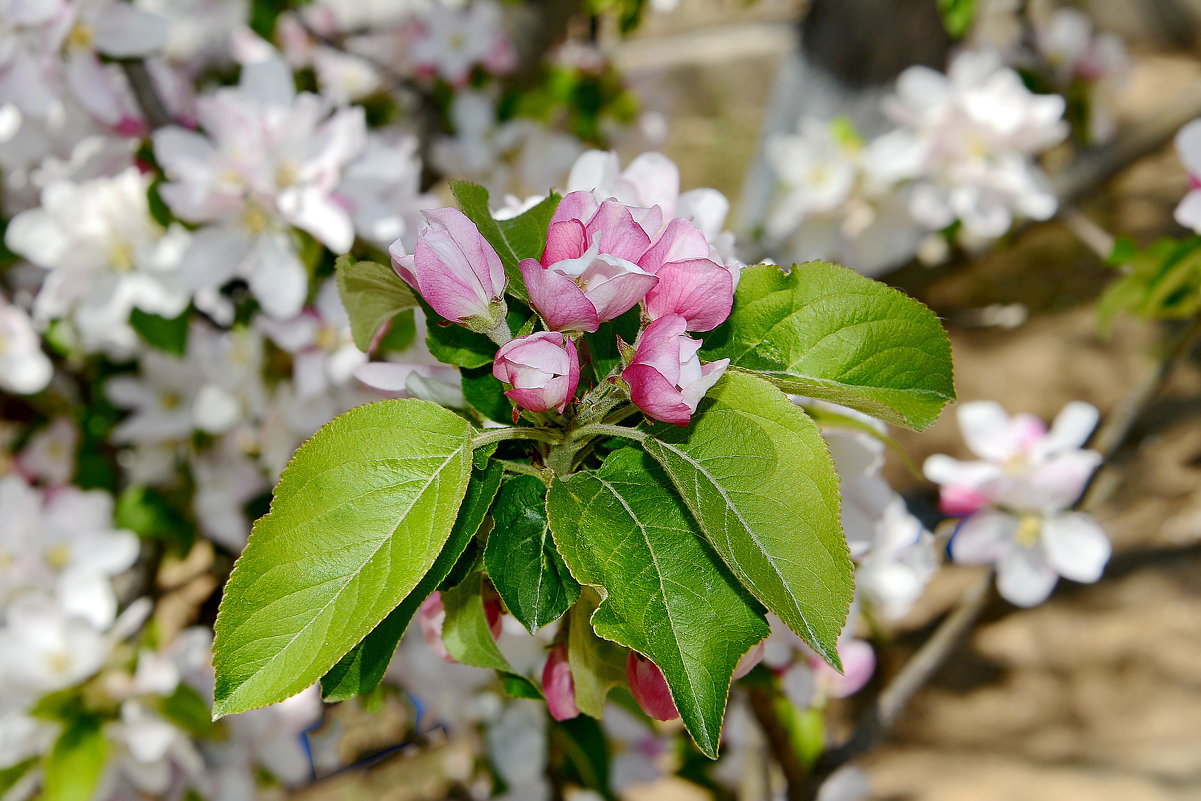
[471,427,561,450]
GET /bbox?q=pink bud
[622,314,728,426]
[542,643,580,721]
[939,484,990,517]
[419,593,454,663]
[493,332,581,413]
[808,639,875,699]
[390,208,507,331]
[643,258,733,332]
[732,640,766,680]
[626,652,679,721]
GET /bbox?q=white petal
[996,546,1058,607]
[91,4,167,57]
[1039,401,1099,455]
[922,453,1000,488]
[949,509,1016,565]
[1042,512,1110,583]
[1174,191,1201,233]
[957,401,1016,462]
[245,232,307,319]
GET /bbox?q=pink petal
[626,652,679,721]
[550,190,599,227]
[622,363,692,426]
[520,259,600,333]
[643,258,733,332]
[578,260,658,322]
[543,219,588,266]
[638,218,711,275]
[542,644,580,721]
[584,200,652,263]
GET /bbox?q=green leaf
[426,318,495,368]
[937,0,977,37]
[462,364,513,423]
[130,307,190,356]
[0,758,34,796]
[320,460,503,702]
[637,371,851,669]
[546,448,769,758]
[42,718,108,801]
[450,181,560,301]
[335,255,418,352]
[702,262,955,430]
[484,475,580,633]
[566,588,627,719]
[441,570,541,697]
[212,399,473,718]
[156,683,215,738]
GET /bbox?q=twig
[746,681,809,801]
[119,60,174,130]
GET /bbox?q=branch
[119,60,174,131]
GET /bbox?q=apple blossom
[5,167,191,354]
[0,293,52,394]
[626,652,679,721]
[622,314,728,426]
[1174,118,1201,233]
[18,418,78,486]
[925,401,1111,607]
[492,331,580,414]
[391,207,508,333]
[542,643,580,722]
[408,0,514,85]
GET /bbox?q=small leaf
[130,307,190,356]
[702,262,955,430]
[484,475,580,633]
[156,683,214,738]
[42,717,108,801]
[450,181,560,301]
[566,588,627,719]
[547,449,769,758]
[638,371,852,669]
[441,570,541,697]
[0,758,35,796]
[321,460,503,702]
[335,255,418,352]
[212,399,473,718]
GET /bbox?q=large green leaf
[335,255,418,352]
[450,181,560,301]
[321,460,503,702]
[484,475,580,633]
[42,718,108,801]
[212,400,473,718]
[547,449,769,758]
[702,262,954,430]
[441,570,541,698]
[637,371,852,669]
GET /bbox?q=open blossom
[392,207,507,332]
[622,314,728,426]
[408,0,515,85]
[924,401,1110,607]
[1174,119,1201,232]
[886,50,1067,241]
[0,294,52,394]
[154,49,366,319]
[1035,8,1129,144]
[257,280,365,399]
[493,332,580,414]
[5,167,190,354]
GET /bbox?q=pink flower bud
[493,332,581,413]
[622,314,729,426]
[390,208,507,332]
[523,194,661,333]
[732,640,766,680]
[542,643,580,721]
[939,484,990,517]
[626,652,679,721]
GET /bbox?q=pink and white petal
[957,401,1017,462]
[550,190,599,228]
[543,219,588,266]
[922,453,1000,488]
[177,225,249,291]
[825,639,875,698]
[279,186,355,253]
[643,259,732,331]
[1174,190,1201,233]
[949,509,1017,565]
[584,200,652,263]
[566,150,618,196]
[580,261,658,322]
[996,546,1059,607]
[623,363,692,426]
[1042,512,1110,583]
[1019,449,1102,511]
[679,358,728,413]
[1036,401,1099,457]
[520,259,599,333]
[91,4,167,57]
[637,218,711,275]
[621,151,680,217]
[677,188,729,238]
[246,231,307,319]
[631,314,689,384]
[355,362,415,393]
[1175,119,1201,180]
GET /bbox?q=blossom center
[67,22,94,51]
[45,543,72,570]
[1014,514,1042,547]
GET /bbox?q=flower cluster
[924,401,1111,607]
